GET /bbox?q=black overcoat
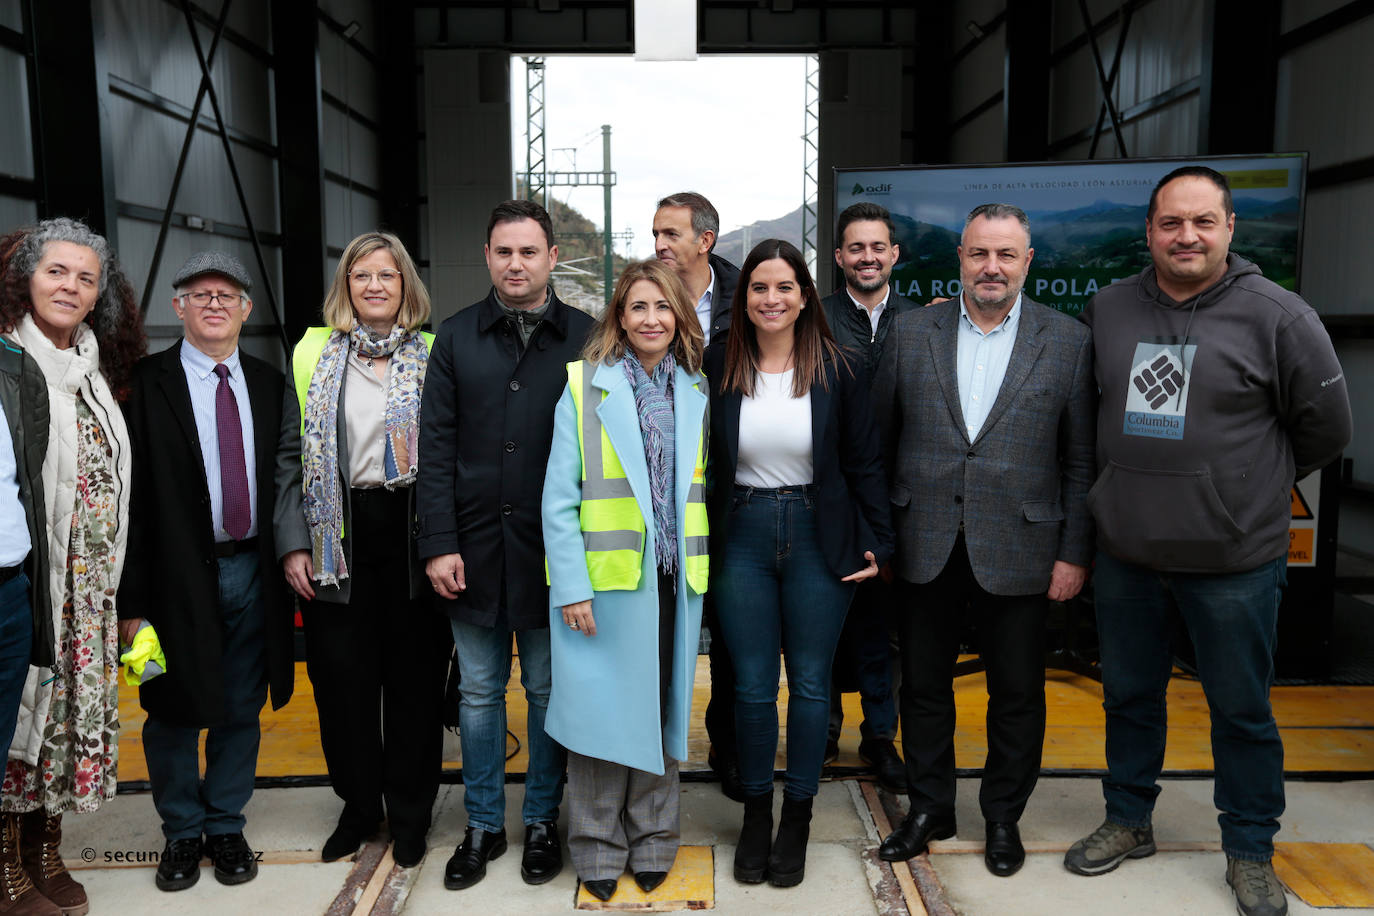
[416,289,593,630]
[118,341,295,726]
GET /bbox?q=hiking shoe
[1063,820,1156,875]
[1226,857,1288,916]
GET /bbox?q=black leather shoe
[444,827,507,890]
[984,821,1024,877]
[858,738,907,794]
[878,810,956,862]
[520,821,562,884]
[205,832,258,885]
[321,818,379,862]
[392,833,427,868]
[634,870,668,893]
[708,746,747,803]
[155,837,203,892]
[583,878,618,901]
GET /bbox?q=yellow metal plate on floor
[575,845,713,910]
[1273,842,1374,908]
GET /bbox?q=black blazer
[119,341,295,727]
[703,343,894,580]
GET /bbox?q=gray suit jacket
[872,296,1095,595]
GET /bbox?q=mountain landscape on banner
[883,195,1300,291]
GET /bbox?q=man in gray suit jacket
[871,204,1095,878]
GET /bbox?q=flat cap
[171,250,252,293]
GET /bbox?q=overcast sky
[509,55,810,261]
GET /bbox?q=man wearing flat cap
[118,252,294,891]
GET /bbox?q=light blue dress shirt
[956,292,1022,441]
[0,398,30,568]
[180,341,257,541]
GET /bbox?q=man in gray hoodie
[1064,166,1351,916]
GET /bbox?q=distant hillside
[714,206,804,265]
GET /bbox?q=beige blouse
[345,350,387,488]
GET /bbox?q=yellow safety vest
[566,360,709,595]
[291,326,436,430]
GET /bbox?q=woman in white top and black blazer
[703,238,894,889]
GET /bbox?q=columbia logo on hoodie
[1123,340,1196,440]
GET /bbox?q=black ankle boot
[767,795,813,887]
[733,791,773,883]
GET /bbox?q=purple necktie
[214,364,251,540]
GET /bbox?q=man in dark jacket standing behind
[1064,167,1351,916]
[418,200,592,892]
[119,252,294,892]
[819,202,917,790]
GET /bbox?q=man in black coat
[819,202,918,792]
[119,252,294,892]
[418,200,593,891]
[651,190,744,798]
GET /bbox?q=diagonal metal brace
[179,0,290,357]
[1078,0,1129,158]
[140,0,232,317]
[1088,4,1135,159]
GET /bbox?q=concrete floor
[56,773,1374,914]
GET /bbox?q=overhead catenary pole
[602,125,613,303]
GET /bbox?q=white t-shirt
[736,369,814,488]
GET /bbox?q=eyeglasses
[349,269,402,286]
[180,291,247,309]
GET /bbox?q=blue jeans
[451,620,565,832]
[0,570,32,753]
[144,552,267,840]
[714,486,855,800]
[1093,551,1287,861]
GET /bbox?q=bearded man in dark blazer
[119,252,294,892]
[871,204,1095,878]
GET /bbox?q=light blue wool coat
[542,359,707,775]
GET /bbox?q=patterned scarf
[301,323,429,585]
[623,350,676,575]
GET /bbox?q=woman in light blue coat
[542,259,708,903]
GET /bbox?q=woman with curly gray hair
[0,217,145,915]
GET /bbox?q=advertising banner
[835,154,1307,315]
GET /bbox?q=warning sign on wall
[1288,472,1319,567]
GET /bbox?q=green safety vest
[566,360,709,595]
[291,326,436,430]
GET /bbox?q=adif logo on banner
[851,182,892,196]
[1123,342,1195,440]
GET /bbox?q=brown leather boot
[0,815,58,915]
[18,813,84,916]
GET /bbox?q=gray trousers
[567,748,680,880]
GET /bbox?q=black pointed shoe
[321,817,380,863]
[984,821,1025,877]
[155,837,203,892]
[444,827,507,890]
[205,832,258,885]
[634,870,668,893]
[520,821,562,885]
[878,810,956,861]
[583,878,618,901]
